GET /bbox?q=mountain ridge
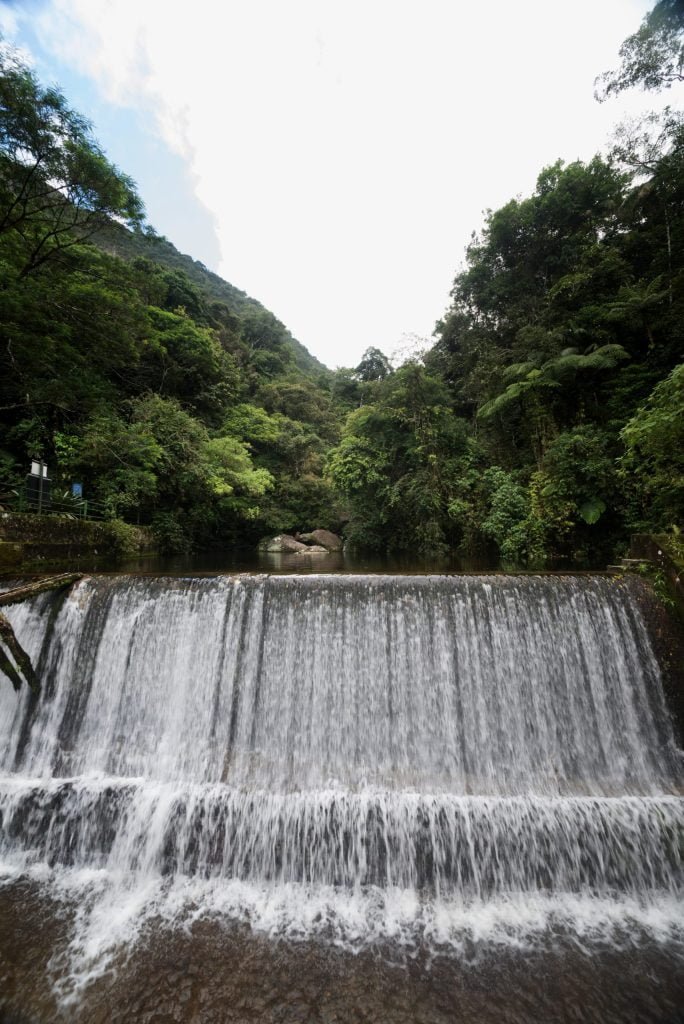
[92,222,328,375]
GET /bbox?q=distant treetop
[595,0,684,100]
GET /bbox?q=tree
[0,41,144,278]
[620,364,684,528]
[238,306,294,380]
[426,117,683,565]
[255,378,338,440]
[327,364,471,554]
[201,436,273,500]
[354,346,393,382]
[595,0,684,100]
[142,306,240,422]
[477,345,629,468]
[330,367,362,410]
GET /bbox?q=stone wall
[627,535,684,741]
[0,513,155,569]
[629,533,684,621]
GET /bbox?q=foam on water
[3,861,683,1001]
[0,573,682,996]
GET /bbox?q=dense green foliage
[92,221,326,375]
[0,42,344,552]
[328,126,684,562]
[1,4,682,564]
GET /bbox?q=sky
[0,0,665,368]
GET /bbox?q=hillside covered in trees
[0,41,345,553]
[1,1,682,565]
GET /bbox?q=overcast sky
[0,0,666,368]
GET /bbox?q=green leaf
[579,497,606,525]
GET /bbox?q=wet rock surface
[0,885,683,1024]
[259,531,344,555]
[259,535,309,554]
[297,530,343,552]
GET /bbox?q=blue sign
[71,482,83,498]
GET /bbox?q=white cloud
[0,4,17,36]
[19,0,673,366]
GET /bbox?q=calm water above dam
[0,572,682,1022]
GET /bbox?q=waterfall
[0,573,682,981]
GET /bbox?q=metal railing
[10,493,110,522]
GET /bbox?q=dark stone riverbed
[1,884,683,1024]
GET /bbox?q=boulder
[259,534,308,554]
[298,529,343,552]
[295,545,329,555]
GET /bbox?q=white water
[0,574,682,991]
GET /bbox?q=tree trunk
[0,614,38,692]
[0,573,83,691]
[0,573,83,609]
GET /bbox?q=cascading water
[0,573,682,998]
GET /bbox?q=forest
[0,0,682,566]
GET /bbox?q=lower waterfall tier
[1,779,681,895]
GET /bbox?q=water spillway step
[0,779,680,896]
[0,574,679,796]
[0,573,681,962]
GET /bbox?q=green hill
[92,222,326,375]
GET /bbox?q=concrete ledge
[0,513,155,567]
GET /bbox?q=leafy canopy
[595,0,684,99]
[0,42,144,278]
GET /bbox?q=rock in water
[298,529,343,551]
[258,535,309,553]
